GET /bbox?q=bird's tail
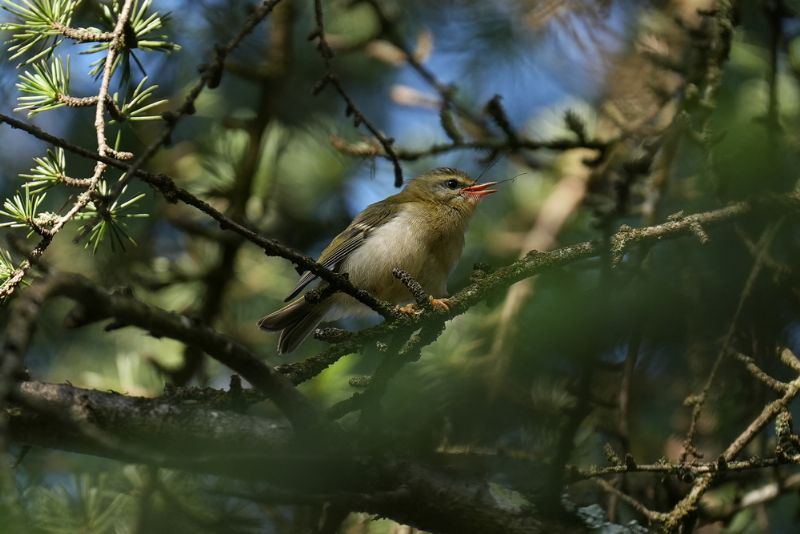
[258,297,326,354]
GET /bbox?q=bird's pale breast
[325,205,465,320]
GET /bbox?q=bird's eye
[444,179,459,190]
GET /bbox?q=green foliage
[14,56,69,116]
[0,0,78,63]
[0,188,46,230]
[19,147,68,193]
[76,182,147,252]
[192,125,251,196]
[15,61,166,120]
[0,249,17,284]
[85,0,179,76]
[23,473,134,534]
[112,76,168,121]
[0,0,175,272]
[2,1,800,532]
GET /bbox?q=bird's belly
[336,213,461,311]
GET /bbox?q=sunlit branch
[0,0,137,300]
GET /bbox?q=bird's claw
[428,296,450,312]
[395,297,450,316]
[396,303,419,315]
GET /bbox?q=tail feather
[259,297,326,354]
[277,308,324,354]
[258,297,308,331]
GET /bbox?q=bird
[258,168,497,353]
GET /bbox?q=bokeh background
[2,0,800,532]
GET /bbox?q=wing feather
[283,200,398,301]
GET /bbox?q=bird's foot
[428,296,450,313]
[395,297,450,316]
[396,303,420,315]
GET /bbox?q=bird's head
[404,168,497,211]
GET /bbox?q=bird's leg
[395,296,450,315]
[428,296,450,312]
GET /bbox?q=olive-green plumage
[259,168,496,353]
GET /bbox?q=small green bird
[259,168,497,353]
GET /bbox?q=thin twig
[592,478,668,524]
[355,0,607,170]
[0,113,398,319]
[664,375,800,530]
[780,348,800,374]
[90,0,286,238]
[309,0,404,186]
[733,353,789,393]
[56,93,124,120]
[571,454,800,480]
[392,268,430,308]
[334,134,608,161]
[680,221,783,462]
[50,21,114,42]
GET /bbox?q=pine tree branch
[8,380,573,534]
[94,0,286,232]
[0,272,328,432]
[0,113,399,320]
[0,0,137,300]
[50,22,114,42]
[2,112,800,387]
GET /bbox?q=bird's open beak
[461,181,498,198]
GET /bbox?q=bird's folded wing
[283,201,398,301]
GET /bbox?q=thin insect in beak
[461,181,498,198]
[491,172,528,187]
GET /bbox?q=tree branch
[0,113,399,320]
[9,380,576,534]
[50,22,114,42]
[2,113,799,389]
[664,373,800,530]
[0,0,137,299]
[93,0,286,238]
[309,0,404,186]
[0,272,326,432]
[281,192,800,384]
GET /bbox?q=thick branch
[9,381,574,534]
[11,381,292,458]
[2,272,325,431]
